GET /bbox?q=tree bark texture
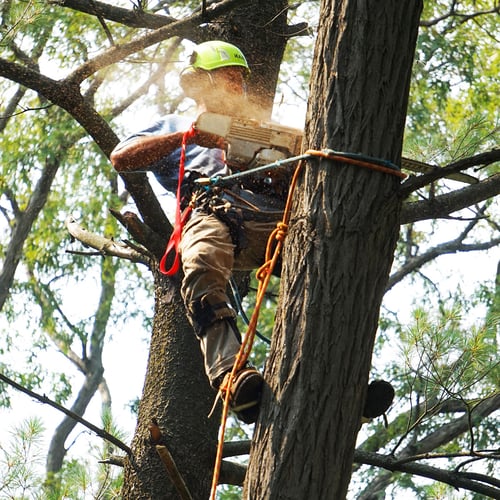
[122,272,220,499]
[210,0,289,117]
[247,1,422,498]
[121,2,291,497]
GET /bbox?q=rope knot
[256,262,271,281]
[275,222,288,241]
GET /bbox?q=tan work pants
[179,211,280,385]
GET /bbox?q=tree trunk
[121,2,291,497]
[46,367,104,475]
[121,272,220,499]
[247,1,422,498]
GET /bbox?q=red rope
[159,126,197,276]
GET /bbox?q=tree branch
[223,439,252,458]
[156,445,194,500]
[109,208,167,259]
[357,393,500,498]
[59,0,247,85]
[354,449,500,498]
[400,149,500,196]
[401,173,500,224]
[388,205,500,290]
[0,371,132,457]
[0,156,60,310]
[216,437,500,495]
[401,157,479,185]
[219,460,247,486]
[65,215,150,265]
[52,0,176,29]
[388,236,500,290]
[420,4,500,28]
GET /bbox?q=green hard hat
[189,40,249,72]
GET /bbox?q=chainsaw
[195,112,478,185]
[195,112,303,169]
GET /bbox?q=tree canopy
[0,0,498,498]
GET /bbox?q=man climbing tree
[1,0,499,498]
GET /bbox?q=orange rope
[208,149,404,499]
[304,149,407,179]
[208,159,305,500]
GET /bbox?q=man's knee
[188,293,237,337]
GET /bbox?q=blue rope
[194,149,402,187]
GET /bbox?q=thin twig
[0,372,132,456]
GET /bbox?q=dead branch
[98,455,126,467]
[109,208,166,258]
[65,215,150,265]
[156,445,194,500]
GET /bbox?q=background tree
[0,0,498,498]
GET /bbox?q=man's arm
[110,130,225,172]
[110,132,186,172]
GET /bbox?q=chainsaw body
[195,112,303,169]
[194,112,478,185]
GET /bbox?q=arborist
[110,40,394,424]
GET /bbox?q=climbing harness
[160,124,406,277]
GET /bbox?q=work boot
[220,367,264,424]
[363,380,395,420]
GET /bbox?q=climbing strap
[196,148,406,189]
[159,125,197,276]
[209,149,405,500]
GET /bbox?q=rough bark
[120,1,291,496]
[121,272,220,499]
[246,1,423,498]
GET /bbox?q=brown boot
[221,368,264,424]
